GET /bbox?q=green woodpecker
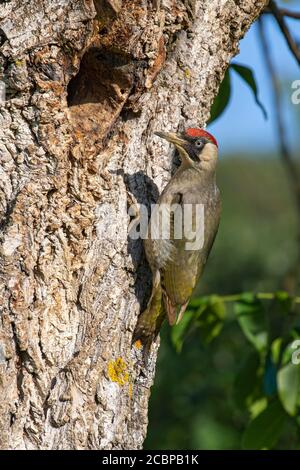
[134,128,221,346]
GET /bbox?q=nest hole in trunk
[67,47,134,147]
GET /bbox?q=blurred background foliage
[145,0,300,450]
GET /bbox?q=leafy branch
[217,292,300,304]
[209,63,266,124]
[171,290,300,449]
[258,14,300,295]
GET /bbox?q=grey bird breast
[144,167,221,305]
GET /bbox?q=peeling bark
[0,0,268,450]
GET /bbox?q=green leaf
[234,297,268,352]
[274,290,290,302]
[274,290,293,314]
[196,299,225,345]
[242,400,286,450]
[239,292,257,303]
[208,295,226,320]
[171,310,194,353]
[249,398,268,419]
[189,296,208,309]
[277,362,300,416]
[171,295,226,351]
[231,63,267,119]
[271,338,283,365]
[208,68,231,123]
[188,297,208,309]
[234,351,261,410]
[267,293,293,347]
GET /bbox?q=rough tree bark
[0,0,267,450]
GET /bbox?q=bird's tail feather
[133,272,165,351]
[163,291,190,326]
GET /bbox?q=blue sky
[208,0,300,156]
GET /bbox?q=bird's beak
[155,131,193,166]
[154,131,186,151]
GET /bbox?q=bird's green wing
[161,191,220,324]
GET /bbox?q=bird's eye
[195,139,204,148]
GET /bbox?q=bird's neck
[198,142,218,173]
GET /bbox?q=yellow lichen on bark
[108,358,129,386]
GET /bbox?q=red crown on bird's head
[185,128,218,148]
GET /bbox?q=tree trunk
[0,0,267,450]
